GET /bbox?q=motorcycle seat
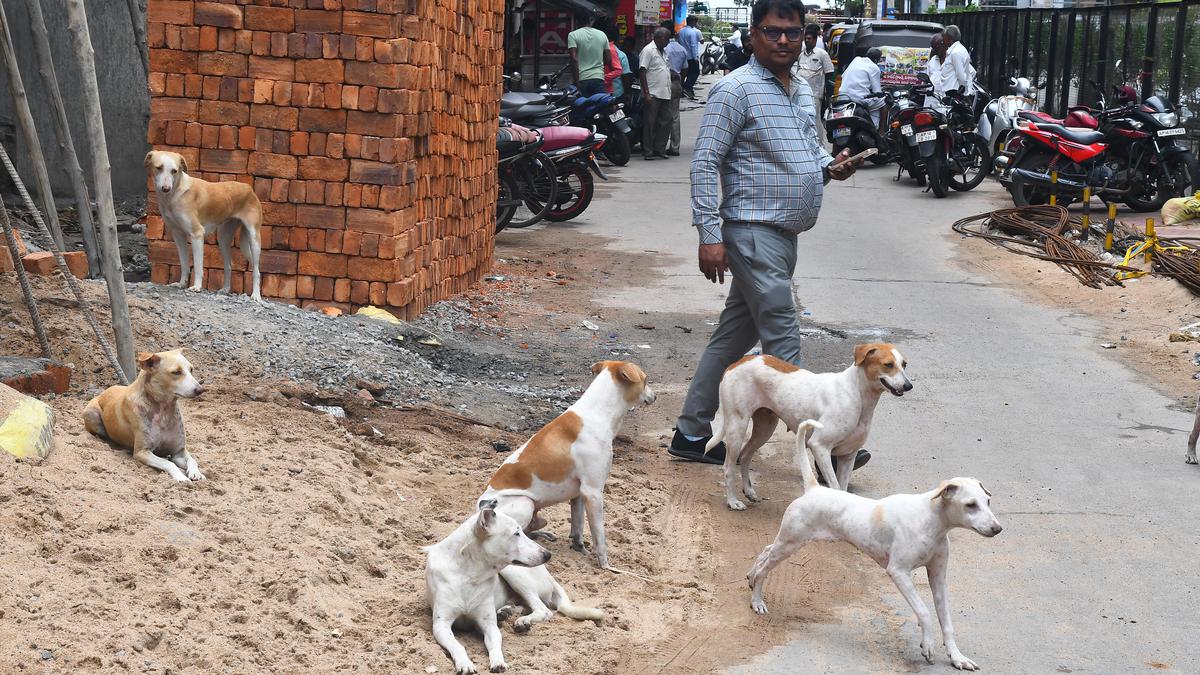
[500,103,560,120]
[539,125,593,151]
[1018,110,1098,129]
[501,92,547,108]
[574,92,615,108]
[1029,122,1106,145]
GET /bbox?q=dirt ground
[2,220,852,674]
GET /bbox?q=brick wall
[145,0,502,318]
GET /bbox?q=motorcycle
[941,89,991,193]
[701,38,723,75]
[885,84,930,186]
[532,65,633,167]
[495,123,557,232]
[826,91,893,163]
[1006,84,1198,210]
[977,75,1039,161]
[526,126,609,222]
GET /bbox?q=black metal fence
[901,1,1200,148]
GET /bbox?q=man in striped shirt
[670,0,867,476]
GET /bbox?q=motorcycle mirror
[510,71,523,84]
[1114,59,1122,70]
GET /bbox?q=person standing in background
[638,28,673,160]
[568,11,613,97]
[925,34,947,106]
[792,24,834,145]
[665,31,688,156]
[941,25,976,95]
[679,15,703,100]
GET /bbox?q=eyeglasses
[759,27,805,43]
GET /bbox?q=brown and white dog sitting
[83,349,206,482]
[709,343,913,508]
[145,150,263,301]
[478,361,655,570]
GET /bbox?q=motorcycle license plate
[830,110,850,119]
[901,125,914,136]
[832,127,851,138]
[1158,127,1186,137]
[914,130,938,142]
[609,110,626,122]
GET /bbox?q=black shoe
[666,149,680,156]
[817,449,872,486]
[643,154,658,161]
[655,151,671,159]
[668,429,726,465]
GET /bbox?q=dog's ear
[137,352,161,371]
[617,362,644,384]
[477,498,498,511]
[476,506,496,534]
[177,154,189,174]
[854,344,878,367]
[143,151,154,168]
[930,480,959,502]
[591,361,606,375]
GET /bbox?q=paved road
[519,77,1198,673]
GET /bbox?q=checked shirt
[691,57,834,244]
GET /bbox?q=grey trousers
[676,224,802,437]
[669,81,683,152]
[643,95,672,157]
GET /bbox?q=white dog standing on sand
[747,430,1002,672]
[424,500,602,674]
[708,343,913,508]
[145,150,264,301]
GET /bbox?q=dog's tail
[705,384,732,454]
[553,582,604,623]
[794,419,825,490]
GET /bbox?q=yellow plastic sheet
[0,397,55,459]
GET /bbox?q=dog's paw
[188,468,206,481]
[950,653,979,671]
[920,638,936,664]
[172,280,189,289]
[743,490,766,503]
[251,293,264,304]
[489,658,508,673]
[727,499,747,511]
[513,617,532,634]
[1187,453,1198,465]
[570,539,586,553]
[455,661,478,675]
[170,473,191,483]
[750,598,769,615]
[186,285,203,293]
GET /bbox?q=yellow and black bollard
[1104,203,1117,251]
[1049,171,1058,206]
[1145,217,1156,264]
[1080,187,1091,242]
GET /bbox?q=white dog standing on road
[709,343,913,508]
[145,150,264,301]
[747,445,1003,672]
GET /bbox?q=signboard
[635,0,660,25]
[659,0,671,21]
[614,0,635,36]
[880,46,930,88]
[522,10,571,55]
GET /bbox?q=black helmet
[866,48,884,63]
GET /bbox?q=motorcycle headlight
[1152,112,1179,127]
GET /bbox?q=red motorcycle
[1004,86,1197,210]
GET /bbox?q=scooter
[976,75,1039,160]
[701,38,723,75]
[826,92,892,162]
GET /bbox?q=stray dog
[709,343,912,508]
[425,500,602,674]
[747,449,1002,672]
[83,349,206,482]
[1187,395,1200,464]
[479,361,655,570]
[145,150,263,301]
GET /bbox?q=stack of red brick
[0,229,88,278]
[145,0,503,317]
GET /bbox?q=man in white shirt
[925,34,946,106]
[639,28,674,160]
[839,48,885,127]
[792,24,834,142]
[728,28,742,49]
[942,25,976,95]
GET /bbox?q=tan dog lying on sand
[83,349,206,482]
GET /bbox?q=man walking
[941,25,976,95]
[792,24,834,144]
[568,11,613,97]
[670,0,867,474]
[639,28,673,160]
[665,31,688,156]
[679,15,703,100]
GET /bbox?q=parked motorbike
[529,65,632,166]
[977,75,1039,160]
[885,84,930,185]
[826,92,893,163]
[1006,84,1198,210]
[701,38,723,75]
[941,89,991,193]
[527,126,609,222]
[495,123,557,232]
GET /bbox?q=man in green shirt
[568,12,613,97]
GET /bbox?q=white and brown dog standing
[145,150,263,301]
[83,349,206,482]
[424,500,602,674]
[479,361,655,569]
[747,459,1002,672]
[709,343,912,508]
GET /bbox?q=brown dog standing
[84,349,207,482]
[145,150,264,301]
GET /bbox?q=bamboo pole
[124,0,148,78]
[0,1,65,251]
[25,0,101,278]
[64,0,135,379]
